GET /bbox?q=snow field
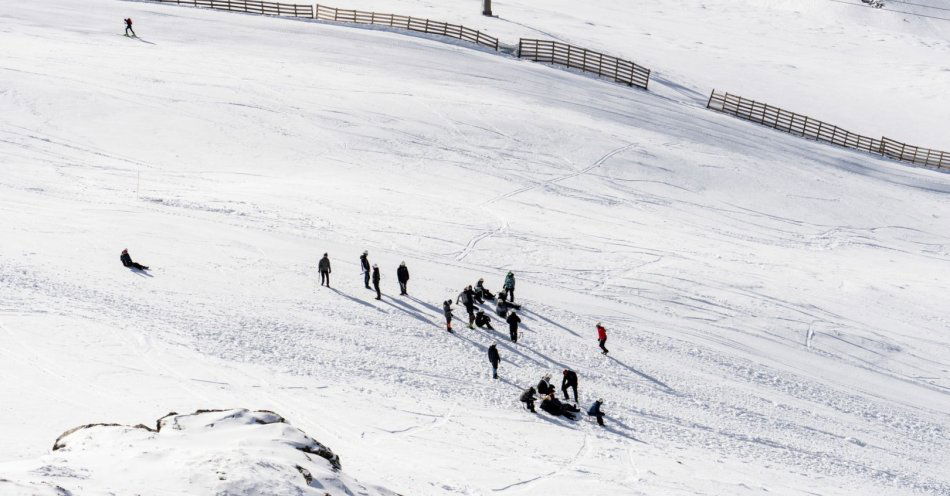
[1,0,949,495]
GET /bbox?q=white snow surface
[319,0,950,150]
[1,0,949,495]
[0,409,396,495]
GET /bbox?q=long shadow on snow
[607,356,679,396]
[329,287,385,313]
[380,297,436,326]
[129,267,153,278]
[519,307,580,338]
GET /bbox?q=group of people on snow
[517,370,606,425]
[119,245,613,428]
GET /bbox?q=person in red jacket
[124,18,136,37]
[596,323,608,355]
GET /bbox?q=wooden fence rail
[517,39,651,90]
[314,4,498,50]
[707,90,948,169]
[150,0,314,18]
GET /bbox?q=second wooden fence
[518,39,651,90]
[707,90,947,169]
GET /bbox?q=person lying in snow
[540,393,578,420]
[120,249,148,271]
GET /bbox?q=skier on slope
[488,343,500,379]
[360,251,371,289]
[503,271,516,302]
[457,285,477,329]
[124,18,136,37]
[597,322,609,355]
[318,253,331,287]
[120,248,149,271]
[561,369,579,403]
[442,300,454,333]
[371,264,381,300]
[587,399,606,426]
[474,310,494,330]
[506,311,521,343]
[396,262,409,295]
[520,386,537,413]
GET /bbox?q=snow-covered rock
[0,409,396,496]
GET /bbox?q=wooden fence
[150,0,313,18]
[517,39,651,90]
[314,4,498,50]
[707,90,947,169]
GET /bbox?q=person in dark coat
[124,18,136,37]
[474,310,494,330]
[597,322,609,355]
[360,251,371,289]
[120,249,148,271]
[457,285,476,329]
[520,386,537,413]
[371,264,381,300]
[561,369,578,403]
[443,300,454,333]
[487,343,500,379]
[588,399,605,426]
[540,393,576,420]
[396,262,409,295]
[318,253,331,287]
[503,271,516,302]
[537,374,554,396]
[506,311,521,343]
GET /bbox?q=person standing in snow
[506,311,521,343]
[520,386,537,413]
[503,271,516,302]
[457,285,476,329]
[318,253,331,287]
[120,249,148,271]
[360,251,371,289]
[371,264,381,300]
[561,369,578,403]
[396,262,409,295]
[124,18,136,37]
[488,343,500,379]
[442,300,454,332]
[597,322,609,355]
[588,399,605,426]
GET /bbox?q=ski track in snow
[1,1,950,495]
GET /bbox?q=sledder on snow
[120,248,148,271]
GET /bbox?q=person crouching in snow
[520,386,537,413]
[120,249,148,271]
[588,399,606,426]
[474,310,494,330]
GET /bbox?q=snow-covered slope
[1,0,949,495]
[0,409,396,495]
[325,0,950,149]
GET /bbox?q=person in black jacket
[537,374,554,396]
[360,251,371,289]
[520,386,537,413]
[474,278,495,302]
[371,264,381,300]
[457,285,476,329]
[488,343,500,379]
[561,369,578,403]
[396,262,409,295]
[474,310,494,330]
[540,393,577,420]
[443,300,454,333]
[120,249,148,271]
[506,311,521,342]
[318,253,331,287]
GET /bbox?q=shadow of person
[329,287,385,313]
[607,356,678,396]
